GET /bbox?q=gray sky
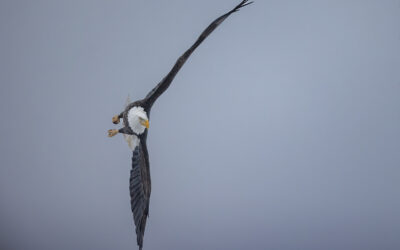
[1,0,400,249]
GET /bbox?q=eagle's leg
[112,113,123,124]
[119,127,137,136]
[107,127,136,137]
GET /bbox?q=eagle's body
[108,1,252,249]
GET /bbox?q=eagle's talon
[108,129,118,137]
[112,115,120,124]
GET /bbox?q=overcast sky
[1,1,399,250]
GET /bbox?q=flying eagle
[108,1,252,249]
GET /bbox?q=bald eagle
[108,1,252,249]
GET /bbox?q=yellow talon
[108,129,118,137]
[112,115,120,124]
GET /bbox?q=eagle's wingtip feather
[233,0,254,12]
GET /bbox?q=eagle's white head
[127,106,149,135]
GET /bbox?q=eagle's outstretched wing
[129,1,252,249]
[129,138,151,250]
[144,0,253,108]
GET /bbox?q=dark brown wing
[129,139,151,250]
[144,0,253,108]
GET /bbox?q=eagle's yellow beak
[141,119,150,129]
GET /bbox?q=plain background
[1,0,399,249]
